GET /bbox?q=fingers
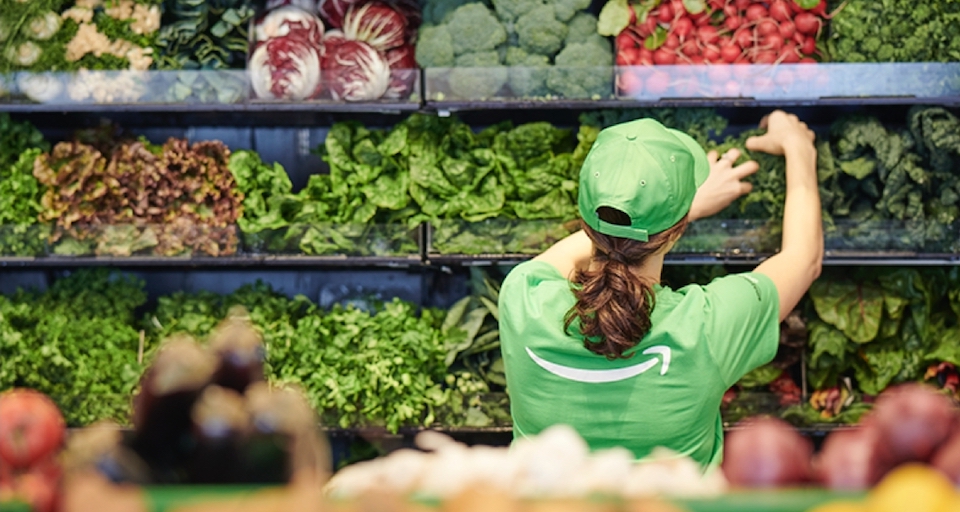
[707,150,718,163]
[758,115,770,130]
[739,181,754,196]
[732,160,759,180]
[744,135,765,152]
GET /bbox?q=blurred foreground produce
[809,465,960,512]
[65,313,331,485]
[0,389,66,512]
[327,425,726,499]
[724,384,960,492]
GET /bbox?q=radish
[638,16,658,37]
[778,20,795,39]
[753,50,777,64]
[639,47,654,64]
[616,51,632,66]
[628,4,638,25]
[653,47,677,64]
[795,13,821,35]
[723,4,738,17]
[703,44,721,62]
[733,29,753,49]
[645,70,670,94]
[664,33,681,49]
[698,25,719,44]
[723,418,813,488]
[800,35,816,55]
[0,390,65,470]
[616,32,636,50]
[680,39,699,56]
[617,70,643,95]
[720,42,740,63]
[808,0,827,17]
[734,0,750,10]
[779,42,800,63]
[724,15,741,31]
[770,0,792,22]
[658,4,674,23]
[689,55,705,64]
[745,4,767,22]
[708,0,724,9]
[692,11,711,26]
[674,16,694,39]
[757,19,779,37]
[670,0,686,15]
[799,57,817,63]
[762,33,784,52]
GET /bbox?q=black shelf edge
[0,102,422,114]
[426,96,960,112]
[428,253,960,267]
[0,255,421,268]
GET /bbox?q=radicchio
[317,0,361,29]
[322,40,390,101]
[249,36,323,100]
[342,2,407,52]
[254,6,324,47]
[383,44,416,99]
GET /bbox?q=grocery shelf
[0,255,422,268]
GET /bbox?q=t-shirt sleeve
[499,260,567,322]
[702,272,780,387]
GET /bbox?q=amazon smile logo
[525,346,671,383]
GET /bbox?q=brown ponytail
[564,207,688,360]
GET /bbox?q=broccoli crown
[446,3,508,56]
[565,12,599,46]
[448,51,507,99]
[422,0,475,26]
[491,0,545,23]
[553,0,591,22]
[516,5,567,56]
[547,41,614,99]
[415,25,455,68]
[505,48,550,97]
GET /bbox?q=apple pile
[0,389,65,512]
[723,383,960,490]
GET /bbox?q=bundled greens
[0,114,49,255]
[0,269,146,426]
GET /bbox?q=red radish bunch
[0,389,65,512]
[614,0,828,94]
[249,1,418,101]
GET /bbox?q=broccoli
[546,40,614,99]
[446,3,508,56]
[565,13,599,45]
[553,0,591,22]
[505,47,550,97]
[491,0,544,23]
[516,5,567,56]
[448,51,508,99]
[415,25,455,68]
[422,0,476,25]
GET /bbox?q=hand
[688,148,759,221]
[745,111,816,156]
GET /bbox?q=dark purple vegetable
[208,312,266,394]
[931,430,960,484]
[723,417,812,488]
[871,384,958,465]
[814,427,888,490]
[187,386,250,484]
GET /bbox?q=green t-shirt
[499,260,780,468]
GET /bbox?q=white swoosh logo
[525,346,671,383]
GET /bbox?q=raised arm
[750,111,823,321]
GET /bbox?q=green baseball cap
[578,119,710,242]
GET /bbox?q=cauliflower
[65,22,112,62]
[4,42,42,66]
[565,13,599,45]
[546,40,613,99]
[491,0,544,23]
[61,7,94,24]
[448,50,507,99]
[446,3,507,56]
[553,0,591,22]
[516,5,566,56]
[505,47,549,97]
[415,25,455,68]
[130,4,161,35]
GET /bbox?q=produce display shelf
[0,255,422,268]
[427,254,960,267]
[0,101,423,114]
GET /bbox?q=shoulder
[502,260,568,291]
[702,272,778,304]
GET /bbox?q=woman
[499,111,821,468]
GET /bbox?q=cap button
[626,134,637,141]
[670,155,676,162]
